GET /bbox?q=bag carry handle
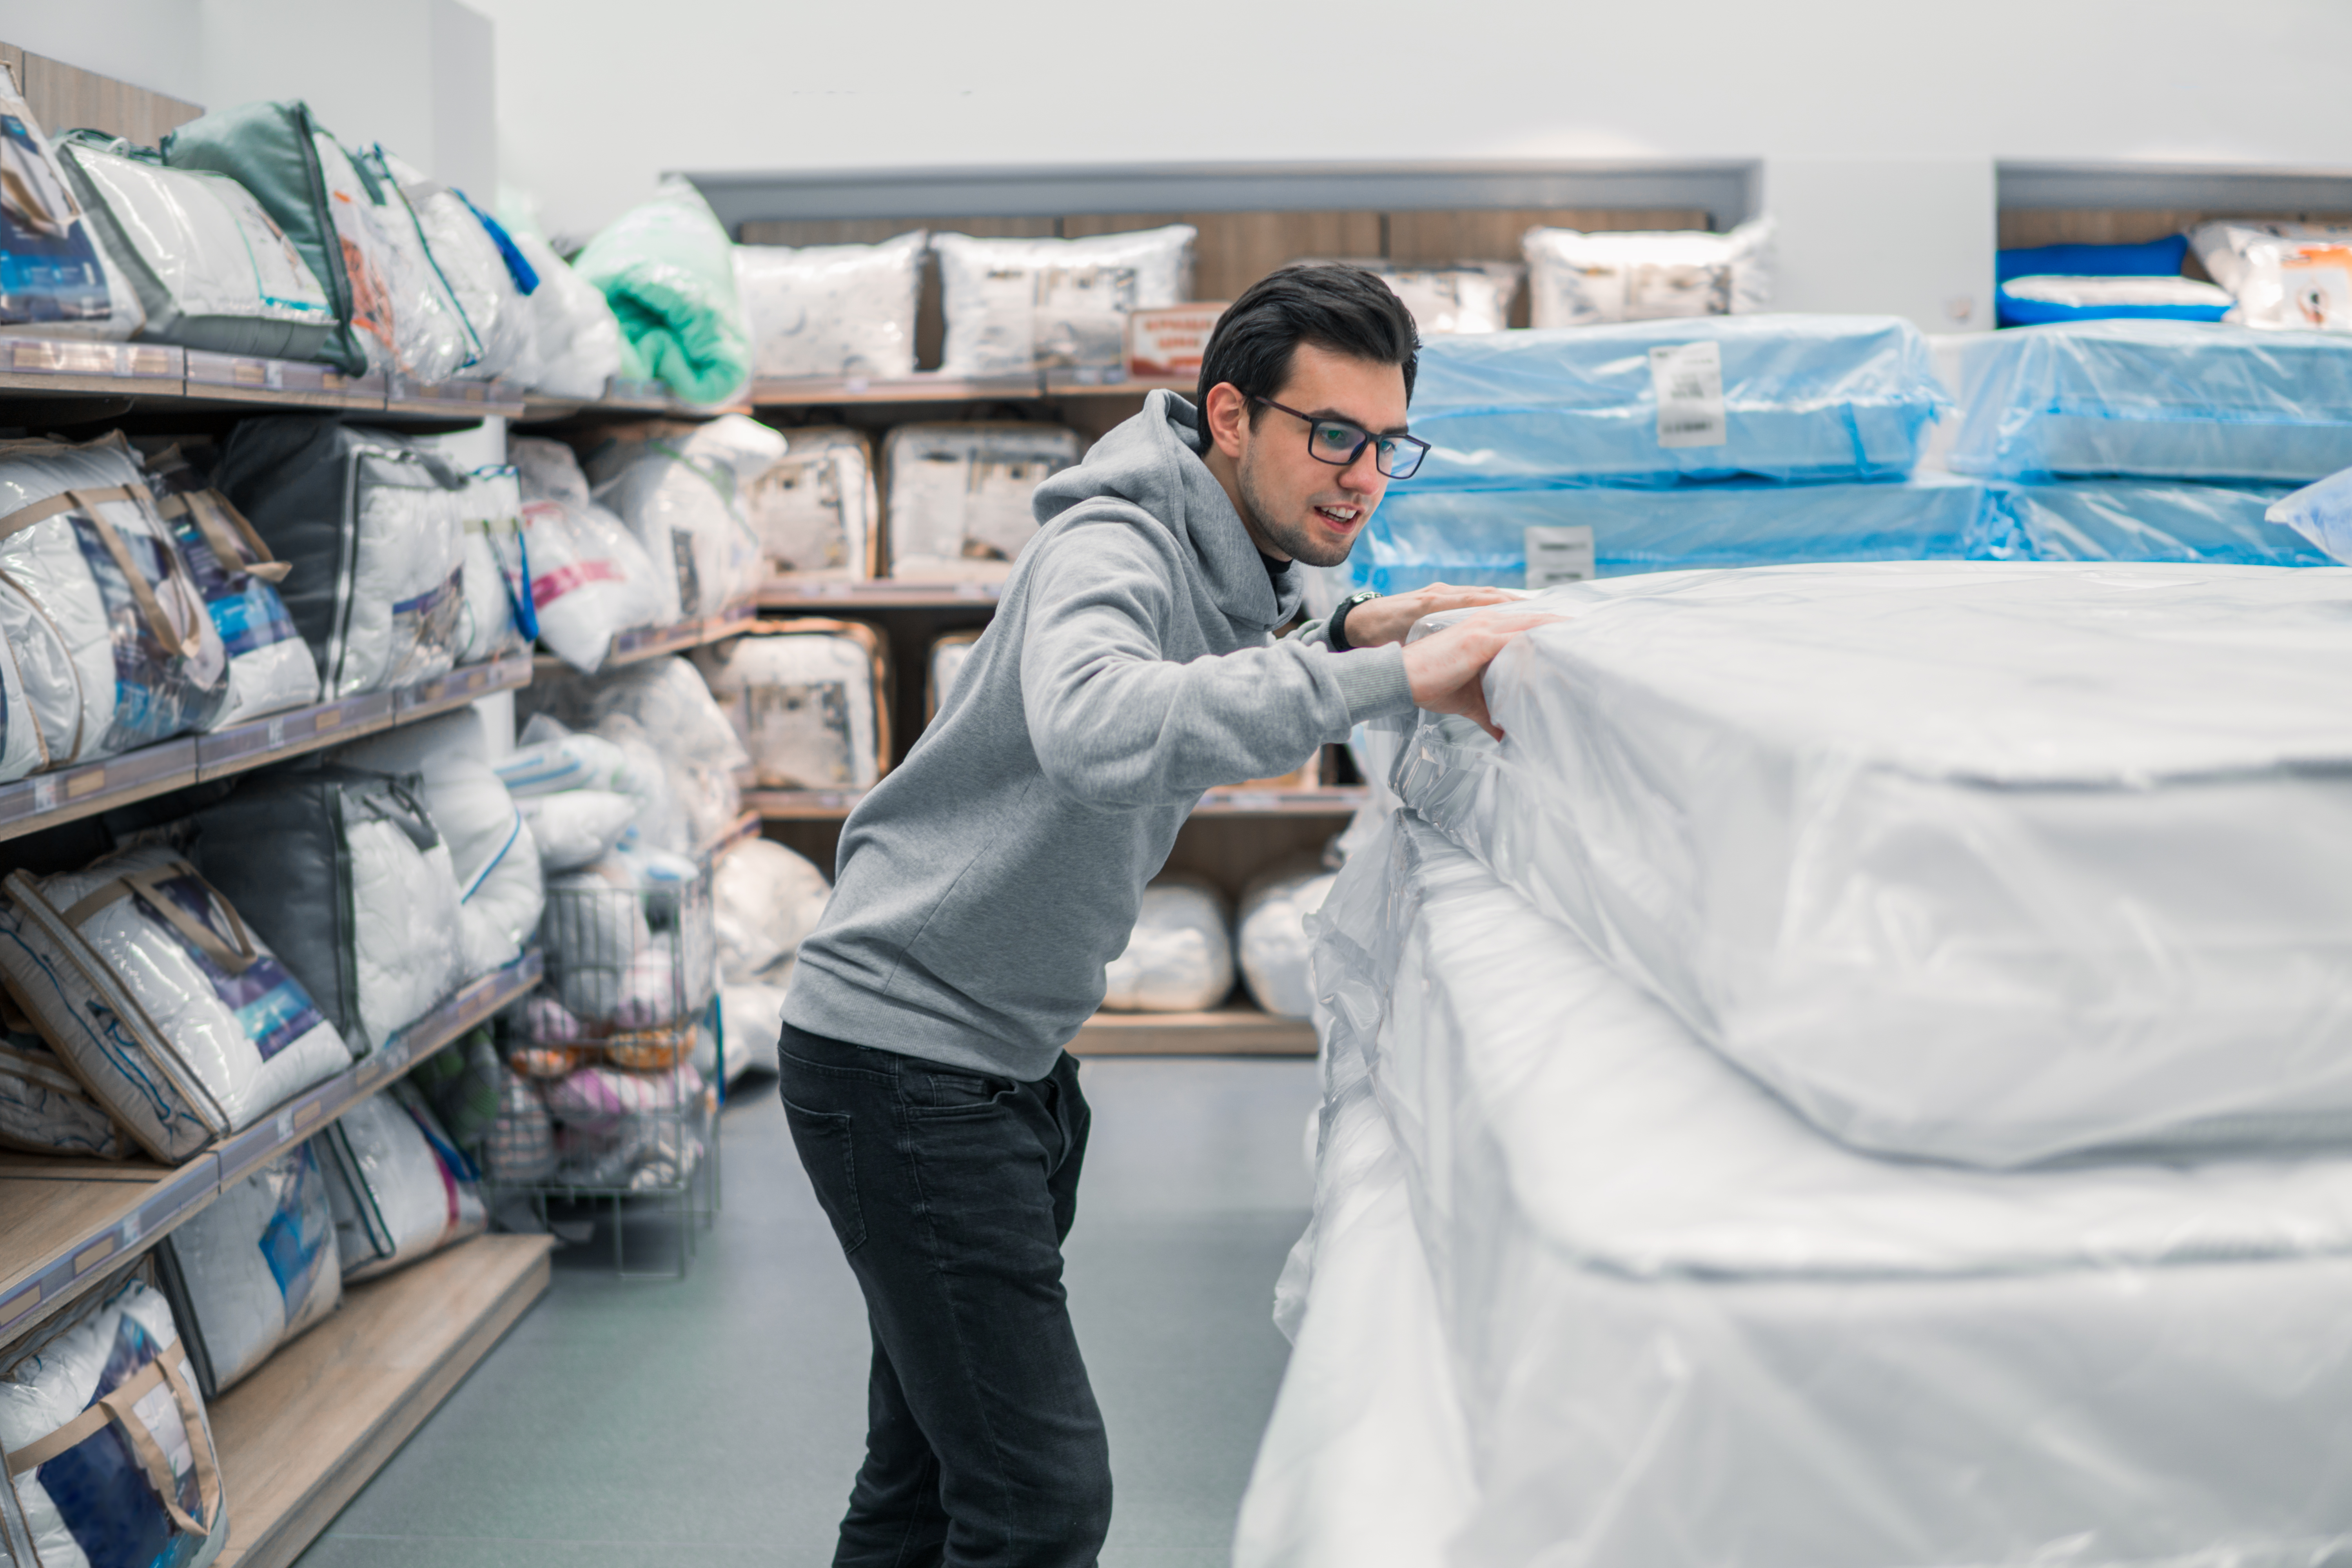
[156,489,290,584]
[5,1341,221,1539]
[61,858,259,976]
[0,485,199,659]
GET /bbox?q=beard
[1236,452,1360,569]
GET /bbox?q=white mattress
[1393,559,2352,1166]
[1262,810,2352,1567]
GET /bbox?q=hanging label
[1524,525,1596,589]
[1650,340,1728,448]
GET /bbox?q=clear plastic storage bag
[933,226,1194,376]
[343,143,476,383]
[2191,220,2352,332]
[712,838,829,987]
[505,229,628,399]
[584,415,777,622]
[154,1140,340,1396]
[882,423,1081,578]
[140,444,319,727]
[367,147,528,380]
[570,181,751,405]
[692,621,888,790]
[452,464,529,665]
[746,425,877,579]
[736,232,924,381]
[1308,258,1521,335]
[1236,858,1338,1018]
[0,71,144,341]
[510,436,663,672]
[1523,217,1774,327]
[0,1020,128,1159]
[319,1079,485,1281]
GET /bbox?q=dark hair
[1195,262,1419,423]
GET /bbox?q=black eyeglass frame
[1250,396,1432,480]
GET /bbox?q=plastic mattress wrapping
[571,180,751,405]
[692,621,887,790]
[213,416,467,699]
[319,1078,485,1282]
[450,463,530,664]
[1522,218,1775,328]
[54,131,334,359]
[2192,221,2352,333]
[191,763,466,1058]
[1102,877,1234,1013]
[0,1018,127,1158]
[883,423,1082,579]
[1947,320,2352,483]
[365,147,530,380]
[138,444,319,727]
[1405,315,1948,490]
[1256,806,2352,1568]
[335,710,543,980]
[1236,857,1339,1019]
[583,415,777,622]
[0,1272,227,1568]
[1347,472,1988,592]
[0,431,229,775]
[2270,463,2352,562]
[509,436,663,673]
[0,844,352,1162]
[154,1141,339,1397]
[1392,560,2352,1168]
[1973,476,2330,565]
[504,226,628,398]
[0,71,145,343]
[747,425,877,579]
[735,232,925,381]
[933,225,1195,377]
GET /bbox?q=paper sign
[1650,339,1728,448]
[1525,525,1596,589]
[1128,305,1228,380]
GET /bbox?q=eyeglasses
[1252,396,1430,480]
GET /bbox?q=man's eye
[1315,425,1358,449]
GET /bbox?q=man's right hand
[1401,610,1561,741]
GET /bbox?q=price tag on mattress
[1650,339,1728,448]
[1525,526,1596,589]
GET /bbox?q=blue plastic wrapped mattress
[1977,479,2328,566]
[1406,315,1949,490]
[1948,321,2352,483]
[1346,472,1989,592]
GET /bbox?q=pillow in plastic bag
[693,621,887,790]
[56,131,334,359]
[0,1274,225,1568]
[541,857,707,1027]
[517,789,635,872]
[713,838,830,986]
[140,444,319,728]
[0,845,353,1162]
[504,229,629,398]
[191,765,466,1056]
[1237,860,1338,1018]
[927,630,980,722]
[495,728,634,798]
[1523,218,1774,328]
[510,436,663,671]
[0,71,144,342]
[575,659,750,853]
[1308,258,1520,335]
[155,1140,339,1397]
[319,1079,485,1281]
[214,417,467,698]
[2192,221,2352,332]
[935,225,1194,376]
[746,425,877,578]
[367,147,527,380]
[340,143,476,383]
[736,232,925,380]
[0,1019,128,1158]
[882,423,1081,578]
[1102,877,1234,1013]
[571,181,751,405]
[584,415,778,622]
[0,431,229,771]
[453,465,528,665]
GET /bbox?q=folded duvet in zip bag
[0,845,351,1163]
[153,1140,339,1398]
[935,226,1194,376]
[584,415,777,622]
[55,131,335,359]
[0,1018,127,1159]
[571,181,750,405]
[0,432,230,772]
[1392,560,2352,1167]
[747,425,877,578]
[1972,477,2328,566]
[1273,811,2352,1568]
[319,1078,484,1281]
[0,1272,226,1568]
[213,417,466,698]
[692,620,888,790]
[191,764,465,1058]
[366,147,526,380]
[1405,315,1947,490]
[139,444,318,727]
[1523,218,1775,327]
[882,423,1080,578]
[0,69,145,342]
[737,232,925,381]
[1947,319,2352,482]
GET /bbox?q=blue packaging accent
[1995,285,2231,328]
[1994,236,2189,285]
[1973,478,2329,566]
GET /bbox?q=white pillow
[736,232,925,380]
[1523,217,1775,327]
[934,225,1195,375]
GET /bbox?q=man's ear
[1204,381,1251,460]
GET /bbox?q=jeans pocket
[781,1096,866,1254]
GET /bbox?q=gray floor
[291,1058,1320,1567]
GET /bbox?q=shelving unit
[750,372,1187,407]
[747,784,1364,822]
[0,338,526,422]
[530,600,757,678]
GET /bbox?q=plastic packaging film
[933,226,1194,376]
[507,229,627,399]
[1303,259,1521,336]
[2191,220,2352,333]
[320,1081,485,1281]
[452,465,529,665]
[584,415,777,622]
[1391,560,2352,1168]
[0,1023,126,1158]
[0,70,144,342]
[882,423,1081,579]
[1521,217,1773,328]
[713,838,829,986]
[159,1140,339,1395]
[693,624,885,790]
[370,147,529,380]
[1975,476,2329,565]
[344,143,477,382]
[1237,860,1339,1018]
[510,436,663,671]
[1101,878,1234,1013]
[746,426,876,579]
[736,232,925,381]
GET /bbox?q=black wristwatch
[1328,589,1381,653]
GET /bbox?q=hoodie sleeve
[1020,521,1415,809]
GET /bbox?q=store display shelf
[0,951,540,1348]
[382,374,527,419]
[207,1233,553,1568]
[0,340,528,421]
[746,787,866,821]
[758,578,1003,610]
[749,372,1187,407]
[513,376,745,426]
[1192,785,1366,817]
[532,601,758,678]
[1070,1005,1315,1057]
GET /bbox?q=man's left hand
[1337,583,1521,650]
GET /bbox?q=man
[779,262,1546,1567]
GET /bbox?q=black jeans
[778,1021,1109,1568]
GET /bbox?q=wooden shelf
[1071,1005,1315,1057]
[207,1232,554,1568]
[514,376,745,425]
[757,578,1003,611]
[530,601,758,679]
[0,952,540,1347]
[0,340,524,421]
[745,788,867,821]
[750,784,1363,823]
[750,372,1186,407]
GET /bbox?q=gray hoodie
[783,390,1417,1080]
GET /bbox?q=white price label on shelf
[31,777,56,811]
[274,1109,296,1143]
[1525,525,1596,589]
[1650,340,1728,448]
[119,1213,141,1246]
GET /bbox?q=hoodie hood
[1031,389,1301,631]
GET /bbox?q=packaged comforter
[1974,477,2328,565]
[0,1021,127,1159]
[0,846,350,1162]
[1523,218,1774,327]
[510,436,663,672]
[214,417,466,698]
[0,432,229,773]
[140,445,318,726]
[0,1274,225,1568]
[692,621,888,790]
[505,229,629,399]
[0,69,144,341]
[1392,560,2352,1167]
[935,226,1194,376]
[1102,878,1232,1013]
[1405,315,1948,489]
[367,148,527,380]
[570,181,750,405]
[882,423,1080,578]
[1254,810,2352,1568]
[747,425,877,578]
[154,1141,339,1397]
[1315,259,1519,335]
[736,233,925,381]
[584,415,776,623]
[319,1080,485,1281]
